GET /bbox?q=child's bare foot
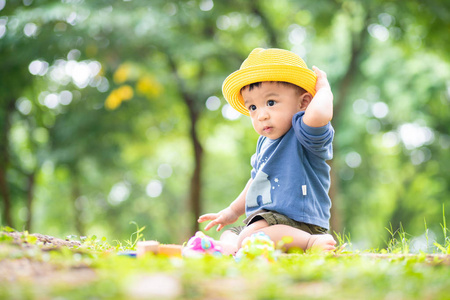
[218,230,239,256]
[214,240,238,256]
[306,234,336,252]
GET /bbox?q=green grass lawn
[1,227,449,300]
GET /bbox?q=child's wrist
[228,205,241,217]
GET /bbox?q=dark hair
[241,81,307,95]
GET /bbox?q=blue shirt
[246,111,334,229]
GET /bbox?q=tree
[1,0,449,247]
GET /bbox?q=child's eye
[267,100,275,106]
[249,104,257,111]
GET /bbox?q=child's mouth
[263,126,273,133]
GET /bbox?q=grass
[0,222,449,300]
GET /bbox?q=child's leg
[238,222,336,252]
[218,230,240,255]
[220,229,240,245]
[236,219,272,246]
[218,221,336,255]
[260,225,336,251]
[216,221,269,256]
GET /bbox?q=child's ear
[298,93,313,111]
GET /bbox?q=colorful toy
[118,251,137,257]
[235,232,277,262]
[182,231,223,257]
[137,240,182,258]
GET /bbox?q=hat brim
[222,65,317,116]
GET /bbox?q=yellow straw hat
[222,48,317,116]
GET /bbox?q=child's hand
[312,66,332,93]
[198,207,240,231]
[303,66,334,127]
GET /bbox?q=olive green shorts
[228,209,328,235]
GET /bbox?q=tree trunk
[188,109,203,233]
[328,161,342,233]
[25,172,35,231]
[0,169,13,227]
[329,13,370,234]
[250,1,280,47]
[71,174,85,236]
[166,54,204,234]
[0,99,15,227]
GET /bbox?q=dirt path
[0,231,96,284]
[2,231,82,248]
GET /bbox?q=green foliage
[434,205,450,254]
[0,0,449,249]
[1,227,450,300]
[123,221,146,250]
[1,226,16,233]
[385,223,411,254]
[333,230,352,252]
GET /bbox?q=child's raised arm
[302,66,334,128]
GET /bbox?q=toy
[118,251,137,257]
[235,232,277,262]
[137,240,182,258]
[182,231,223,257]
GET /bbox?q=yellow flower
[136,76,162,98]
[113,64,131,84]
[105,91,122,110]
[105,85,134,110]
[117,85,134,101]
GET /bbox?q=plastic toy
[117,251,137,257]
[137,240,182,258]
[182,231,223,257]
[235,232,277,262]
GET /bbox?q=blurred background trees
[1,0,449,248]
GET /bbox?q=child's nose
[258,108,269,121]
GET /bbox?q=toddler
[199,48,337,255]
